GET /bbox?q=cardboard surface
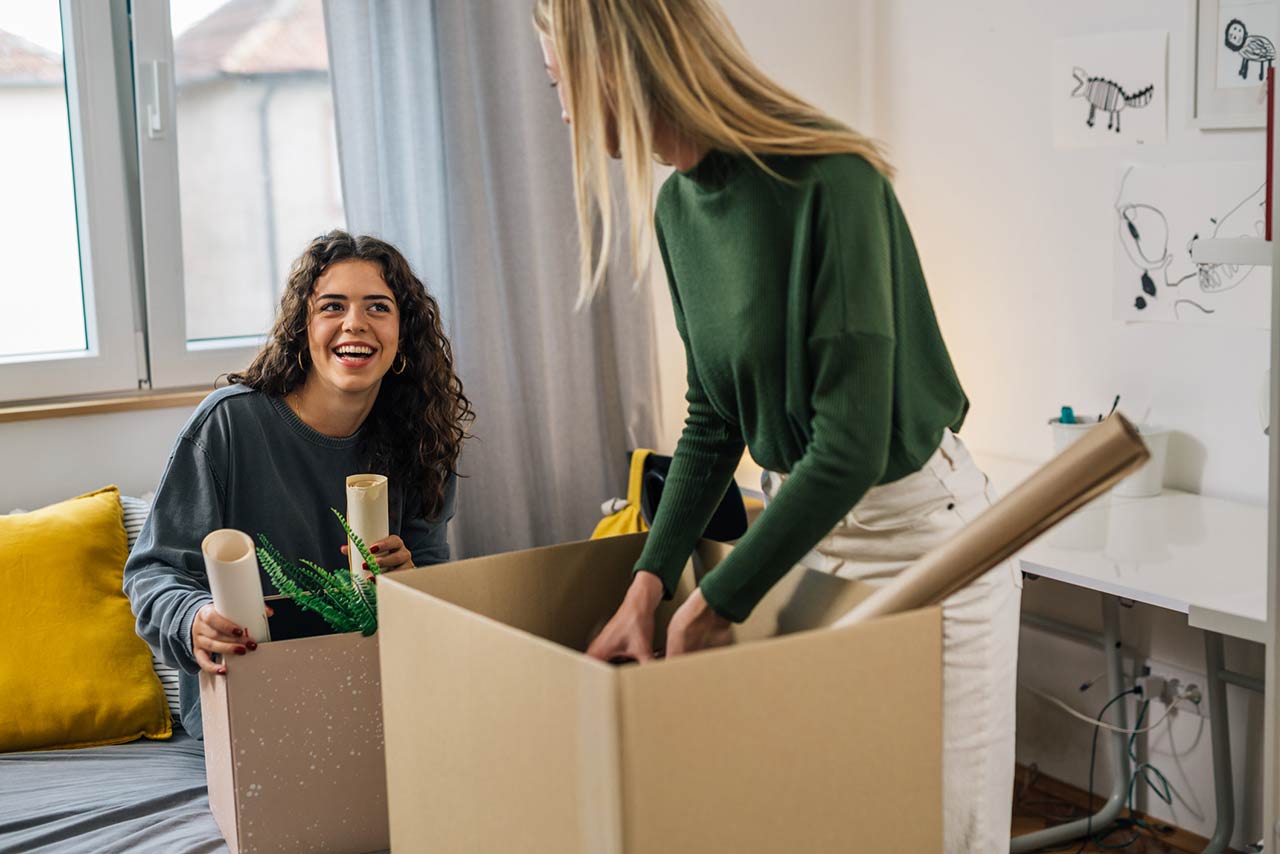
[380,533,941,853]
[200,631,388,854]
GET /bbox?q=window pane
[0,6,86,359]
[173,0,345,343]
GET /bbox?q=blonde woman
[535,1,1021,850]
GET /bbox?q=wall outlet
[1132,659,1207,719]
[1135,672,1167,702]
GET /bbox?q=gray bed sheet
[0,732,226,854]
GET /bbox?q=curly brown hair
[228,230,473,519]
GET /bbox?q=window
[0,0,345,403]
[0,0,141,400]
[133,0,345,387]
[0,6,81,358]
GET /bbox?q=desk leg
[1011,596,1132,853]
[1203,631,1234,854]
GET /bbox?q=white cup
[1049,418,1166,499]
[1112,425,1167,498]
[1050,418,1098,455]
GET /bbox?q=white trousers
[763,430,1022,853]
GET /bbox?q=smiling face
[305,259,400,397]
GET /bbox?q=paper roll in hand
[201,529,271,644]
[347,474,389,580]
[834,414,1150,628]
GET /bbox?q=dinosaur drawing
[1224,18,1276,82]
[1071,67,1154,133]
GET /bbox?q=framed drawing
[1193,0,1275,128]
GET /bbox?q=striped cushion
[120,495,182,730]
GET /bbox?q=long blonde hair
[533,0,892,307]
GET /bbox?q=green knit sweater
[635,150,968,622]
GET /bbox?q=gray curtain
[323,0,662,557]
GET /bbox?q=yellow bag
[591,449,652,539]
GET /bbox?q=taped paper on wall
[1113,162,1267,327]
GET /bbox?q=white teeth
[334,345,374,357]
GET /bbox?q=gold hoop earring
[392,353,408,375]
[296,351,306,373]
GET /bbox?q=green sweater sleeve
[633,221,746,596]
[697,167,898,621]
[699,334,894,620]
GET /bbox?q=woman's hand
[342,534,414,573]
[665,588,733,657]
[192,602,272,675]
[586,572,665,663]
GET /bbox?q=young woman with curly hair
[534,1,1020,850]
[125,230,472,736]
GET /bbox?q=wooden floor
[1011,765,1237,854]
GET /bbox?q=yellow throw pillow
[0,486,171,752]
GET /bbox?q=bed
[0,731,225,854]
[1,490,226,853]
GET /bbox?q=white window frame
[130,0,266,389]
[0,0,145,401]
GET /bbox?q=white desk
[979,455,1267,644]
[976,453,1267,854]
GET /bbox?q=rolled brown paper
[833,413,1150,628]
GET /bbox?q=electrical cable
[1064,690,1186,853]
[1075,687,1139,853]
[1021,683,1184,735]
[1122,700,1176,836]
[1021,672,1190,850]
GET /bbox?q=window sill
[0,387,210,425]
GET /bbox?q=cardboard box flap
[734,562,875,643]
[615,606,943,853]
[378,578,624,853]
[390,533,652,651]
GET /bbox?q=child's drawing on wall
[1053,32,1167,149]
[1218,0,1279,90]
[1113,163,1267,327]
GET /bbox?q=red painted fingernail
[247,642,258,651]
[362,561,368,570]
[217,668,227,675]
[235,646,246,655]
[232,628,243,637]
[370,545,380,554]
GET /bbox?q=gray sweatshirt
[123,384,455,735]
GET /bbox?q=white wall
[0,406,193,511]
[875,1,1266,846]
[877,0,1268,503]
[646,0,1269,847]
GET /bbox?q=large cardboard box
[379,533,942,853]
[199,619,389,854]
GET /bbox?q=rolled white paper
[201,528,271,644]
[346,474,389,580]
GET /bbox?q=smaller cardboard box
[199,604,389,854]
[379,532,942,853]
